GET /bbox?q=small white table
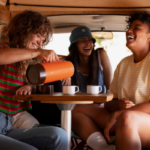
[13,93,113,150]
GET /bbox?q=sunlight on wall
[45,32,132,73]
[45,33,71,56]
[96,32,132,72]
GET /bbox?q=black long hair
[65,43,100,86]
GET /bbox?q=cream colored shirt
[108,52,150,104]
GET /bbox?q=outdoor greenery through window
[44,32,132,74]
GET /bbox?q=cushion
[12,111,39,129]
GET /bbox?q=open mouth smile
[83,47,91,51]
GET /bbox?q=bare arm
[104,102,150,141]
[127,102,150,113]
[99,49,113,90]
[0,48,58,65]
[109,102,150,115]
[58,55,66,61]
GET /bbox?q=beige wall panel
[9,5,150,18]
[0,0,7,6]
[9,0,150,7]
[0,4,8,10]
[0,9,10,24]
[0,24,5,32]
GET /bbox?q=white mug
[63,86,79,95]
[87,85,102,95]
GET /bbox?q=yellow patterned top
[108,52,150,104]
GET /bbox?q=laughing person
[104,11,150,150]
[0,10,67,150]
[64,26,114,150]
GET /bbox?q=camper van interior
[0,1,148,71]
[45,14,130,72]
[0,0,150,150]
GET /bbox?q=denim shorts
[0,112,12,135]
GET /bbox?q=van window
[44,32,132,73]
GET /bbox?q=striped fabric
[0,41,32,115]
[108,52,150,104]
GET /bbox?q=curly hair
[126,11,150,31]
[0,10,52,82]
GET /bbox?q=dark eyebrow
[129,24,141,28]
[135,24,141,26]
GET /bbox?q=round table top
[13,92,113,104]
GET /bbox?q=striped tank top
[0,41,32,115]
[108,52,150,104]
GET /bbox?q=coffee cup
[87,85,102,95]
[63,86,79,95]
[41,85,54,94]
[36,85,54,94]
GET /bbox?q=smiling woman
[0,10,67,150]
[0,11,59,78]
[26,33,47,49]
[77,37,94,57]
[63,26,114,150]
[103,11,150,150]
[126,20,150,63]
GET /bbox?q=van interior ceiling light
[93,16,103,21]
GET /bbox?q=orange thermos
[26,61,74,85]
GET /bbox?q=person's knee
[49,127,68,150]
[43,127,67,149]
[51,127,67,142]
[28,127,67,150]
[117,111,137,129]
